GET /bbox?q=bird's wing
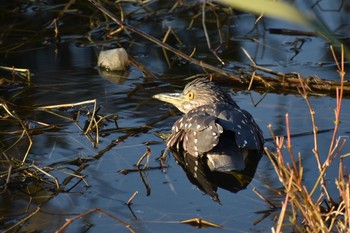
[167,104,264,155]
[216,107,263,150]
[167,111,223,156]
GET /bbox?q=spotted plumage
[154,78,263,174]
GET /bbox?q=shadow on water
[1,0,350,232]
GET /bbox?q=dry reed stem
[162,26,183,68]
[201,1,225,64]
[285,113,298,176]
[37,99,97,110]
[60,168,89,188]
[0,101,32,164]
[108,3,125,36]
[28,164,60,189]
[37,99,101,146]
[241,47,258,91]
[297,75,334,202]
[265,45,349,232]
[55,208,136,233]
[275,170,294,233]
[0,97,114,203]
[180,217,222,228]
[297,75,321,170]
[126,191,138,206]
[0,65,31,82]
[202,0,211,50]
[327,45,345,161]
[136,146,151,168]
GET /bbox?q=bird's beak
[153,92,186,109]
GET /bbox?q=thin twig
[136,146,151,167]
[275,171,294,233]
[126,191,138,206]
[285,113,298,175]
[55,208,136,233]
[327,44,345,160]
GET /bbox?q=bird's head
[153,78,236,113]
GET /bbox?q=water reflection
[98,69,129,84]
[171,149,261,203]
[1,0,350,232]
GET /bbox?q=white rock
[98,48,129,71]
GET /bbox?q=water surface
[1,1,349,232]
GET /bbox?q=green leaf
[215,0,341,46]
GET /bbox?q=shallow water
[1,1,350,232]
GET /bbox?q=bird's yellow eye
[187,91,195,100]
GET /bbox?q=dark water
[1,1,350,232]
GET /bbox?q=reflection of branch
[118,166,165,175]
[138,169,151,196]
[3,207,40,233]
[253,187,276,209]
[253,210,273,225]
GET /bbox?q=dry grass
[264,45,349,232]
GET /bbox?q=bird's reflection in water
[172,150,261,203]
[153,78,264,203]
[98,69,129,84]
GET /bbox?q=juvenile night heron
[153,78,264,178]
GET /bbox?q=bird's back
[167,103,264,173]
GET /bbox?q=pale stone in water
[98,48,129,71]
